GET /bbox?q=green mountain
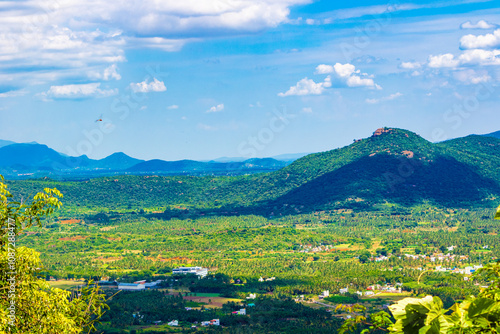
[6,128,500,212]
[206,128,441,206]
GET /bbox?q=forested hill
[209,127,500,210]
[7,128,500,213]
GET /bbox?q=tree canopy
[0,176,108,333]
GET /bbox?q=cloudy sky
[0,0,499,160]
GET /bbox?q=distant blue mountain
[0,140,16,149]
[128,159,218,172]
[94,152,144,170]
[209,157,248,163]
[127,158,289,174]
[210,153,309,163]
[270,152,310,161]
[482,131,500,139]
[0,143,66,168]
[0,143,142,176]
[0,142,290,178]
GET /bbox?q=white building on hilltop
[172,267,208,277]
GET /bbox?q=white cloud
[315,64,335,74]
[88,64,121,81]
[460,29,500,49]
[0,23,125,85]
[428,53,460,68]
[0,90,28,98]
[460,20,496,30]
[42,83,118,99]
[302,107,313,113]
[207,103,225,113]
[127,37,192,52]
[332,63,381,89]
[427,49,500,68]
[346,75,381,89]
[129,78,167,93]
[323,76,332,88]
[167,105,179,110]
[0,0,310,87]
[366,92,402,104]
[472,76,489,84]
[4,1,311,38]
[458,49,500,65]
[93,0,310,36]
[333,63,357,78]
[283,63,380,96]
[399,61,422,69]
[278,76,331,96]
[305,18,318,25]
[454,69,491,84]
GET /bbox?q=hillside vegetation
[6,128,500,214]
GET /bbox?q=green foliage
[324,294,359,304]
[359,251,372,264]
[7,129,500,215]
[338,304,393,334]
[0,176,109,333]
[387,262,500,333]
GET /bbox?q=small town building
[118,283,145,290]
[172,267,208,277]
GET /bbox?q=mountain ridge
[0,143,293,178]
[8,127,499,212]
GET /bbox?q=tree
[340,261,500,334]
[339,207,500,334]
[359,251,371,264]
[0,176,109,333]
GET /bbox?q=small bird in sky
[95,114,103,122]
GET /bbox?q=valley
[7,128,500,333]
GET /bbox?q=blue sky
[0,0,499,160]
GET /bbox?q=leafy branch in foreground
[0,176,110,333]
[338,303,392,334]
[340,260,500,334]
[339,206,500,334]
